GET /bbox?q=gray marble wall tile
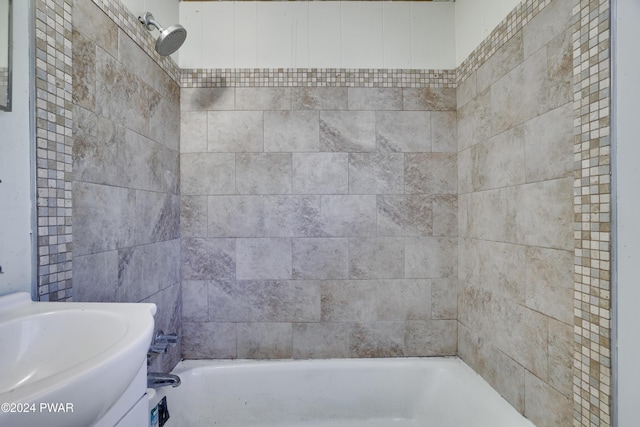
[73,182,136,256]
[292,153,349,194]
[264,196,322,237]
[72,107,123,186]
[208,196,264,237]
[405,153,457,195]
[182,322,237,359]
[495,300,549,380]
[134,191,180,244]
[143,282,182,373]
[457,322,479,369]
[116,239,181,302]
[349,322,405,357]
[118,30,172,100]
[457,148,474,194]
[524,371,573,427]
[181,237,236,281]
[522,0,577,59]
[181,196,208,237]
[456,72,477,110]
[432,195,458,237]
[458,238,479,286]
[405,237,457,279]
[121,129,179,194]
[349,238,405,279]
[477,342,525,413]
[149,88,180,152]
[181,88,235,112]
[265,111,320,152]
[548,318,573,398]
[180,111,207,153]
[74,251,119,302]
[377,279,432,321]
[478,241,526,303]
[507,178,573,250]
[293,323,350,359]
[182,281,208,322]
[491,48,548,135]
[208,111,264,152]
[320,195,376,237]
[377,195,432,237]
[236,238,292,280]
[209,280,320,322]
[477,32,524,93]
[292,87,348,110]
[181,153,236,195]
[236,88,291,110]
[236,153,292,195]
[468,188,508,242]
[457,193,470,238]
[545,28,573,110]
[237,323,293,359]
[431,111,458,153]
[72,0,118,58]
[525,247,573,324]
[320,280,377,322]
[72,29,96,111]
[473,126,526,191]
[319,111,376,152]
[432,278,457,320]
[95,48,149,136]
[292,238,349,280]
[402,88,456,111]
[457,88,492,152]
[405,320,457,356]
[524,103,574,182]
[349,152,404,194]
[376,111,431,152]
[347,88,402,111]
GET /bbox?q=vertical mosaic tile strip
[181,68,457,88]
[0,67,7,86]
[34,0,73,301]
[457,0,553,85]
[572,0,611,425]
[90,0,180,84]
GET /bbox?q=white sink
[0,292,156,427]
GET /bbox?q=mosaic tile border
[457,0,553,85]
[0,67,7,86]
[34,0,73,302]
[181,68,457,88]
[90,0,181,84]
[572,0,612,425]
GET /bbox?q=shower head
[139,12,187,57]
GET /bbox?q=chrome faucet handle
[155,330,178,347]
[149,343,169,354]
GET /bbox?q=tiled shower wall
[69,0,181,372]
[180,86,458,359]
[457,0,576,426]
[34,0,612,424]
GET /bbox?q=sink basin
[0,292,156,427]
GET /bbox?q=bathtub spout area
[147,372,181,389]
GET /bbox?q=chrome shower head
[139,12,187,57]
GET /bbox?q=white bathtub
[159,357,535,427]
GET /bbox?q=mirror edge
[0,0,12,112]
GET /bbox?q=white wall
[454,0,521,66]
[0,0,33,297]
[178,1,456,70]
[613,0,640,424]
